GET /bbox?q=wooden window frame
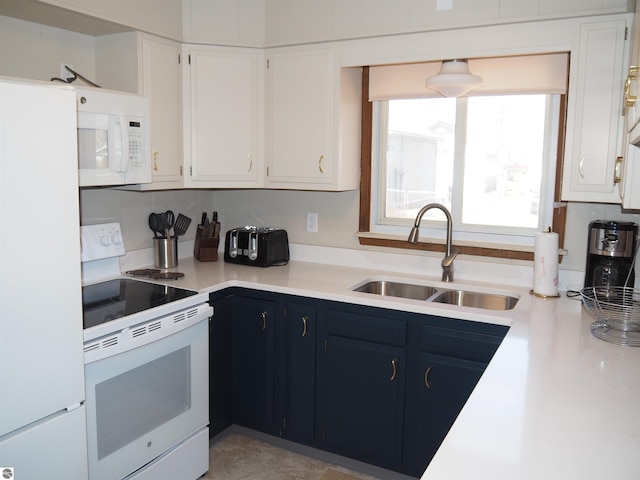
[358,66,567,263]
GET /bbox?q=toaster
[224,227,290,267]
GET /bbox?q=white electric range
[80,222,212,480]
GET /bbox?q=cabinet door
[282,301,317,444]
[266,48,335,186]
[321,336,405,469]
[209,295,233,438]
[141,36,184,188]
[561,20,628,202]
[232,296,276,433]
[624,3,640,132]
[184,47,263,188]
[408,353,485,477]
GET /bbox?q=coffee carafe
[584,220,638,289]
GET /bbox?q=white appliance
[81,223,211,480]
[0,78,88,477]
[75,86,152,187]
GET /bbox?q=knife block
[194,227,219,262]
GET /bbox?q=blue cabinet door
[408,352,486,477]
[282,301,318,443]
[209,294,233,438]
[321,335,406,469]
[232,295,277,433]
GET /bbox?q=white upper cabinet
[561,19,629,203]
[182,46,264,188]
[95,32,184,190]
[140,35,183,189]
[619,1,640,209]
[624,1,640,132]
[265,47,361,191]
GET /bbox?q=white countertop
[143,256,640,480]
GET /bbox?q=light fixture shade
[425,59,483,97]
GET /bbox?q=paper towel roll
[533,231,559,296]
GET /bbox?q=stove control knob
[111,232,123,245]
[100,234,111,247]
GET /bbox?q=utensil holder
[154,237,178,269]
[194,227,219,262]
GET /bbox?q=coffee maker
[584,220,638,289]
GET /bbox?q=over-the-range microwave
[75,86,152,187]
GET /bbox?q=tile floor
[202,432,383,480]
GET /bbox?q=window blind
[369,53,569,101]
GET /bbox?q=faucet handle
[442,248,459,268]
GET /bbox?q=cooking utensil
[174,214,192,236]
[162,210,175,238]
[148,213,161,238]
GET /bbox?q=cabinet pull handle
[318,155,325,174]
[247,154,253,172]
[153,151,159,171]
[390,358,397,382]
[614,156,623,185]
[424,366,432,388]
[301,315,308,337]
[261,311,267,331]
[578,156,585,179]
[626,66,639,107]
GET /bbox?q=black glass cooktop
[82,278,197,329]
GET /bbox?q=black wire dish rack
[579,286,640,347]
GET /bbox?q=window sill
[356,231,535,261]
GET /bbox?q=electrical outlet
[60,63,75,81]
[306,213,318,233]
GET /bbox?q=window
[359,56,569,261]
[373,93,560,245]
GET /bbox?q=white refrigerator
[0,78,88,478]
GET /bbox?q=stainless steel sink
[430,289,519,310]
[352,280,438,301]
[351,279,519,311]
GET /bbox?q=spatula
[174,213,192,236]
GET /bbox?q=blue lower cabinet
[281,301,318,444]
[209,289,508,478]
[208,293,234,438]
[321,336,406,469]
[232,294,277,433]
[319,306,407,470]
[406,352,486,477]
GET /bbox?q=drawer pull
[301,315,308,337]
[424,366,432,389]
[261,311,267,331]
[390,358,397,382]
[247,154,253,172]
[318,155,325,174]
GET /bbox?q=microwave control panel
[127,118,145,171]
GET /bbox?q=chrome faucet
[408,203,459,282]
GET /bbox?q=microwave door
[77,112,126,187]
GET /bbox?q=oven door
[85,318,208,480]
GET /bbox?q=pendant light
[426,59,483,97]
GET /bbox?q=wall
[183,0,634,47]
[3,4,640,284]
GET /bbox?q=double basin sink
[351,279,519,311]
